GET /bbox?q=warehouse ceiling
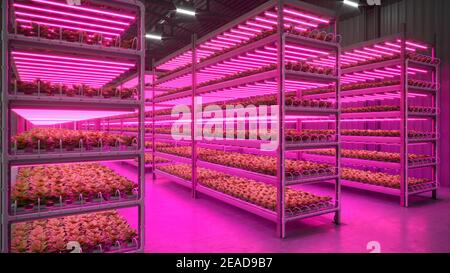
[142,0,395,67]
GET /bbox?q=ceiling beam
[147,10,194,34]
[145,0,175,9]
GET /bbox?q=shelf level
[154,169,192,188]
[340,180,438,197]
[7,199,141,223]
[8,149,141,165]
[8,34,143,58]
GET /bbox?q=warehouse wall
[338,0,450,188]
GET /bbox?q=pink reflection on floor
[108,162,450,253]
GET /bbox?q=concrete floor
[113,163,450,253]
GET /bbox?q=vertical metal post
[432,45,439,200]
[152,59,157,180]
[138,3,146,252]
[192,34,198,199]
[334,19,342,225]
[1,0,10,253]
[276,0,286,239]
[399,26,408,207]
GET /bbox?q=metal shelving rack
[1,0,146,252]
[150,0,341,238]
[302,33,440,207]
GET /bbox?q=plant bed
[11,163,137,212]
[343,105,436,114]
[10,210,138,253]
[14,23,139,50]
[12,80,137,100]
[158,25,339,80]
[342,168,430,189]
[11,128,137,154]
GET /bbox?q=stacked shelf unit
[150,0,341,238]
[302,34,440,207]
[1,0,146,252]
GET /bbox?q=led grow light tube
[301,118,427,123]
[216,36,242,43]
[237,56,274,64]
[208,40,235,46]
[363,71,396,78]
[16,68,117,79]
[230,29,254,36]
[246,21,273,30]
[14,57,132,71]
[200,44,223,51]
[396,40,428,50]
[245,53,277,61]
[385,42,415,51]
[220,61,259,70]
[204,43,226,49]
[398,66,428,73]
[31,0,135,20]
[17,77,107,86]
[354,49,382,58]
[282,8,330,24]
[12,51,134,67]
[17,72,112,82]
[15,19,121,36]
[238,25,262,33]
[373,44,401,53]
[223,32,250,40]
[344,52,372,60]
[13,3,130,26]
[373,69,400,76]
[229,58,271,66]
[23,68,126,79]
[264,11,318,27]
[364,47,394,56]
[284,44,329,55]
[385,67,416,75]
[14,61,129,73]
[18,78,107,86]
[341,54,368,62]
[264,46,315,58]
[15,11,125,31]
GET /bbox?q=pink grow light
[156,5,333,74]
[16,18,121,36]
[31,0,135,20]
[15,11,125,32]
[12,51,134,67]
[13,3,130,26]
[12,51,134,88]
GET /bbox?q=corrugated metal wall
[338,0,450,188]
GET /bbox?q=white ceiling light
[146,33,162,40]
[343,0,359,8]
[176,7,196,16]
